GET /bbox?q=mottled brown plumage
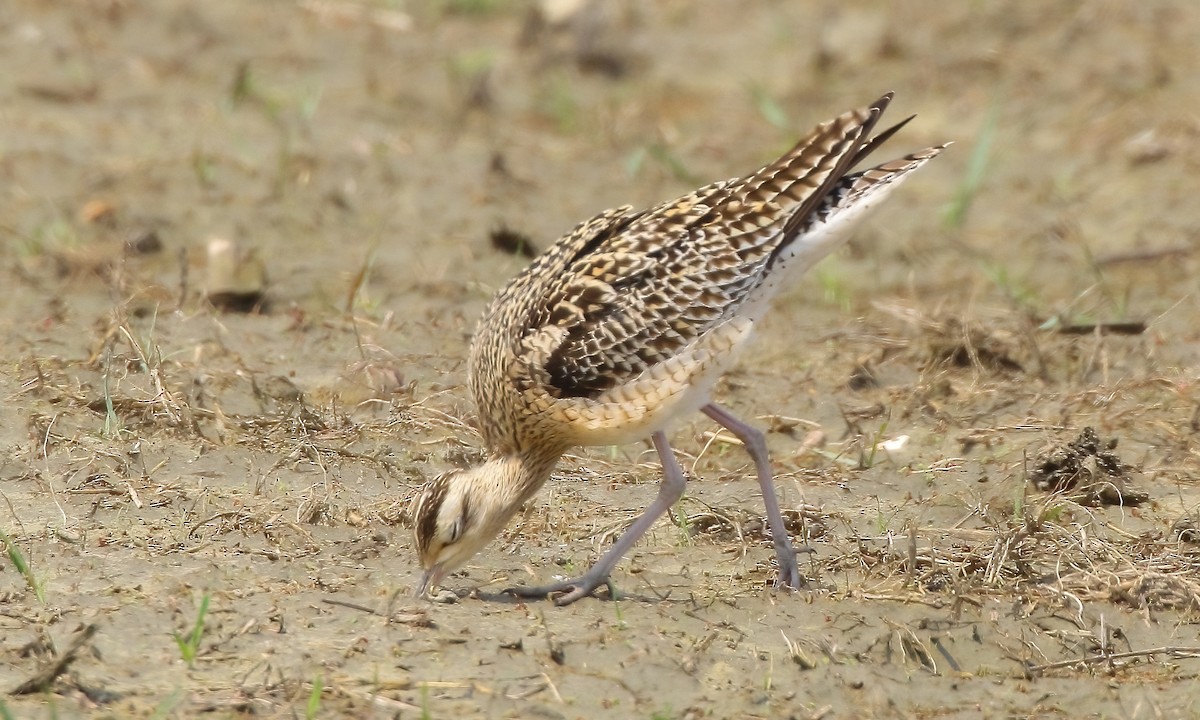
[413,93,946,604]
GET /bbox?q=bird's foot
[503,574,615,606]
[775,542,805,591]
[777,562,803,591]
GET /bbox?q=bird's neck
[482,443,564,515]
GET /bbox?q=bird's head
[411,461,522,596]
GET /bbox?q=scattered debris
[1172,516,1200,544]
[125,230,163,255]
[926,317,1023,373]
[1049,318,1147,336]
[1124,128,1174,165]
[254,375,305,406]
[430,589,458,604]
[873,304,1027,374]
[204,237,267,312]
[1027,645,1200,676]
[320,598,434,627]
[79,199,117,226]
[1031,427,1148,506]
[846,356,879,390]
[1095,243,1195,266]
[798,428,827,456]
[10,624,98,695]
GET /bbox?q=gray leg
[702,403,803,589]
[506,430,688,605]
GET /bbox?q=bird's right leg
[505,430,687,605]
[702,403,803,589]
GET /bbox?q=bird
[412,92,946,605]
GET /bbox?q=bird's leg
[505,430,687,605]
[702,403,803,589]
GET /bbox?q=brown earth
[3,1,1200,718]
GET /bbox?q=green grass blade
[0,529,44,602]
[944,95,1000,228]
[306,674,324,720]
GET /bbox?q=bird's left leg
[505,430,687,605]
[702,403,803,589]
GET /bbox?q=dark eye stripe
[414,476,450,556]
[460,492,472,536]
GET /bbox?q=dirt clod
[1031,427,1149,506]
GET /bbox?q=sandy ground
[3,1,1200,718]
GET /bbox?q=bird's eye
[447,515,465,544]
[447,495,471,545]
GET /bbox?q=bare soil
[3,1,1200,718]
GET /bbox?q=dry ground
[3,1,1200,718]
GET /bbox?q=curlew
[413,93,946,605]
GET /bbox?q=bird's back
[468,93,945,453]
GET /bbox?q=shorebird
[413,93,945,605]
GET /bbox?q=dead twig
[321,597,381,615]
[1094,244,1194,266]
[10,624,98,695]
[1026,645,1200,674]
[321,598,433,627]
